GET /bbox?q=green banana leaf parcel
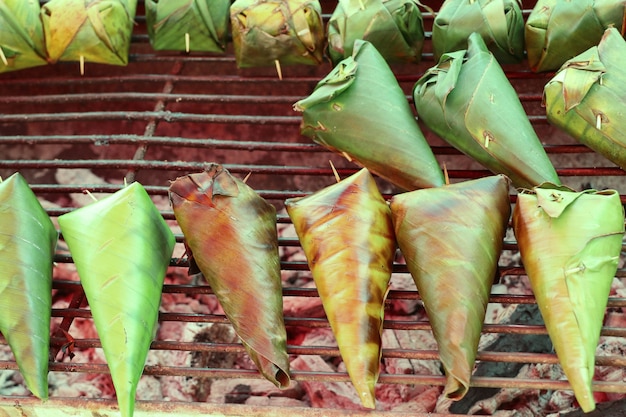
[512,183,625,412]
[295,39,445,191]
[390,175,511,401]
[0,173,57,400]
[327,0,425,65]
[230,0,325,68]
[146,0,230,52]
[544,28,626,170]
[432,0,525,64]
[169,165,291,389]
[58,182,176,417]
[413,32,560,189]
[41,0,138,66]
[525,0,626,72]
[0,0,48,73]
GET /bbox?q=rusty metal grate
[1,1,625,416]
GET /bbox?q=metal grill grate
[0,1,625,416]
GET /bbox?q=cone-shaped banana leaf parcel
[285,168,396,409]
[525,0,626,73]
[0,0,48,73]
[0,173,57,400]
[327,0,425,66]
[230,0,325,68]
[413,32,560,189]
[58,182,175,417]
[431,0,525,64]
[169,165,291,389]
[544,28,626,170]
[295,39,445,191]
[512,183,625,413]
[41,0,138,66]
[390,175,511,401]
[145,0,230,53]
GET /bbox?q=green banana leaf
[525,0,626,73]
[169,164,291,389]
[0,173,57,400]
[285,168,396,409]
[0,0,48,73]
[327,0,425,66]
[512,183,625,413]
[41,0,138,66]
[295,39,444,191]
[58,182,175,417]
[432,0,524,64]
[230,0,325,68]
[544,28,626,169]
[145,0,230,52]
[413,32,560,189]
[390,174,511,401]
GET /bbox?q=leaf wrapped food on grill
[295,39,444,191]
[58,182,175,417]
[0,0,47,73]
[512,183,625,413]
[413,32,560,189]
[41,0,137,66]
[169,164,290,389]
[525,0,626,73]
[327,0,425,66]
[0,173,57,400]
[145,0,230,53]
[432,0,525,64]
[285,168,395,409]
[230,0,325,68]
[543,28,626,169]
[389,174,511,401]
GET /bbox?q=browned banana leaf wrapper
[169,164,290,388]
[230,0,325,68]
[413,32,560,189]
[544,28,626,169]
[145,0,230,52]
[0,0,47,73]
[525,0,626,72]
[512,183,625,412]
[285,168,395,409]
[41,0,138,66]
[295,39,445,191]
[390,175,511,400]
[432,0,525,64]
[327,0,425,66]
[0,173,57,400]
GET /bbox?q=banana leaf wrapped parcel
[413,32,560,189]
[145,0,230,52]
[327,0,425,66]
[525,0,626,73]
[431,0,525,64]
[0,0,48,73]
[41,0,138,66]
[285,168,396,409]
[390,174,511,401]
[169,164,291,389]
[230,0,325,68]
[295,39,445,191]
[58,182,176,417]
[512,183,625,412]
[544,28,626,169]
[0,173,57,400]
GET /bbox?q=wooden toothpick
[79,55,85,76]
[185,33,190,53]
[329,160,341,183]
[242,172,252,184]
[274,59,283,80]
[443,163,450,185]
[83,189,98,202]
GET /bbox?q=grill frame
[1,1,626,415]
